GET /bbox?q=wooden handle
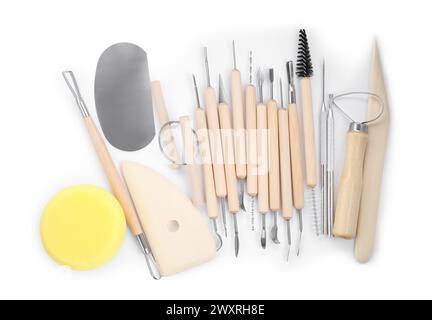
[300,78,317,187]
[278,109,293,220]
[245,84,257,197]
[195,108,219,219]
[257,103,269,214]
[179,116,205,208]
[267,100,280,211]
[151,81,181,169]
[288,104,304,209]
[204,87,227,198]
[219,102,240,213]
[231,69,247,179]
[84,117,143,235]
[334,130,368,239]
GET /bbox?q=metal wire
[330,91,384,124]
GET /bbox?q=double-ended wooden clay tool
[296,29,320,236]
[192,75,224,251]
[245,51,258,231]
[355,42,389,263]
[231,42,248,215]
[286,61,305,256]
[267,69,281,245]
[203,47,229,239]
[256,68,269,249]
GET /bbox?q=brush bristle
[296,29,313,78]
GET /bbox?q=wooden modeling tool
[203,47,229,237]
[193,75,223,250]
[296,29,320,236]
[62,71,160,279]
[278,78,293,260]
[151,81,181,170]
[286,61,305,256]
[257,68,269,249]
[267,69,281,245]
[219,75,240,257]
[245,51,258,231]
[231,41,248,214]
[355,41,389,263]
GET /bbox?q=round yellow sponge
[40,185,126,270]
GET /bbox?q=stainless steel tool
[326,94,335,237]
[94,43,155,151]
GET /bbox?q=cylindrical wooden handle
[195,108,219,219]
[333,129,368,239]
[300,78,317,187]
[219,102,240,213]
[204,87,227,198]
[288,104,304,209]
[179,116,205,208]
[231,69,247,180]
[245,84,257,197]
[151,80,181,169]
[84,117,143,235]
[257,103,269,214]
[278,109,293,220]
[267,99,280,211]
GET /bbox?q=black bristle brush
[296,29,320,236]
[297,29,314,78]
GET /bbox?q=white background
[0,0,430,300]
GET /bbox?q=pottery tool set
[41,30,389,279]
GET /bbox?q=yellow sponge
[40,185,126,270]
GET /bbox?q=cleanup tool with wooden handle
[267,69,281,245]
[62,71,160,280]
[231,41,247,214]
[245,51,258,231]
[331,90,384,240]
[278,78,293,260]
[179,116,206,208]
[151,81,181,169]
[333,123,368,239]
[219,74,240,256]
[287,61,305,256]
[203,47,228,237]
[296,29,320,236]
[193,75,223,250]
[256,68,269,249]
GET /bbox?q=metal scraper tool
[95,42,155,151]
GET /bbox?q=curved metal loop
[330,91,384,125]
[158,121,200,166]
